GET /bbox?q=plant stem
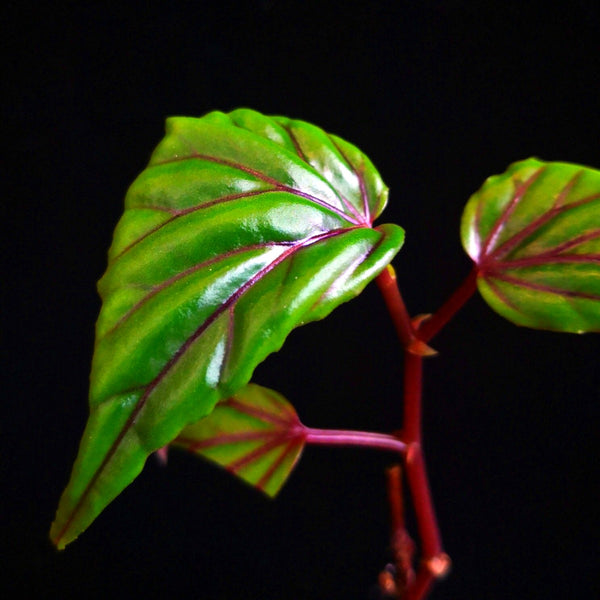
[402,351,422,443]
[404,445,440,559]
[376,265,416,348]
[402,352,449,600]
[406,568,435,600]
[417,266,479,342]
[304,427,407,455]
[377,263,464,599]
[386,465,406,541]
[386,465,415,595]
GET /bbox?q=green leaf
[461,158,600,333]
[51,109,404,548]
[173,383,305,498]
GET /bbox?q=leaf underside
[173,383,306,498]
[51,109,404,548]
[461,158,600,333]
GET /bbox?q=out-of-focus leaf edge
[173,383,306,498]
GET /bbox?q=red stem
[386,465,415,595]
[404,446,440,559]
[376,265,416,348]
[303,427,407,455]
[387,465,406,538]
[309,266,472,598]
[376,264,467,599]
[417,265,479,342]
[406,568,435,600]
[402,351,422,443]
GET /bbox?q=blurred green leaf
[173,383,305,498]
[51,109,404,548]
[461,158,600,333]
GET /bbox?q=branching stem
[373,264,476,599]
[299,264,477,599]
[417,265,479,342]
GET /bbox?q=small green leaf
[173,383,305,498]
[461,158,600,333]
[51,109,404,548]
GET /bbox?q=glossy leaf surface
[173,383,305,497]
[51,109,404,548]
[461,159,600,333]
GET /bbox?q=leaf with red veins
[50,109,404,549]
[461,158,600,333]
[173,383,306,497]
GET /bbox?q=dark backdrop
[5,2,599,599]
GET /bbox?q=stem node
[423,552,452,579]
[405,442,420,465]
[407,339,438,357]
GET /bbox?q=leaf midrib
[478,166,600,266]
[154,150,365,226]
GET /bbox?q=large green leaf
[461,158,600,333]
[173,383,305,498]
[51,109,404,548]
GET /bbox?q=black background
[4,2,599,599]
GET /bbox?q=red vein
[102,243,294,339]
[225,398,297,428]
[279,121,308,162]
[498,252,600,268]
[227,433,291,473]
[546,229,600,256]
[276,123,368,226]
[177,431,272,451]
[115,127,376,267]
[127,204,174,214]
[358,166,370,224]
[256,438,303,492]
[261,389,298,422]
[114,189,273,261]
[479,167,546,260]
[486,188,600,263]
[328,133,372,225]
[553,169,584,208]
[53,227,352,546]
[217,305,236,384]
[155,151,361,226]
[311,233,384,309]
[473,190,485,258]
[489,271,600,301]
[271,250,297,308]
[484,275,526,315]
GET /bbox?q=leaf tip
[49,523,68,551]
